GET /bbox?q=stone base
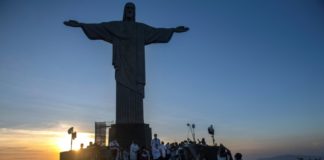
[109,123,151,149]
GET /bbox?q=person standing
[159,141,166,160]
[130,141,140,160]
[151,133,161,160]
[122,147,130,160]
[109,140,120,160]
[138,147,150,160]
[218,144,233,160]
[234,153,242,160]
[165,143,171,160]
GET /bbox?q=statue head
[123,2,135,22]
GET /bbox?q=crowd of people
[107,133,243,160]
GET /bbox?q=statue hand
[64,20,81,27]
[174,26,189,33]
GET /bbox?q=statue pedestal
[109,123,151,149]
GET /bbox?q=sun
[55,132,94,151]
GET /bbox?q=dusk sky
[1,0,324,160]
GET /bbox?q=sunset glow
[0,126,94,160]
[55,131,94,152]
[1,1,324,160]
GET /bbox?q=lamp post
[208,125,215,145]
[68,127,77,151]
[186,123,196,143]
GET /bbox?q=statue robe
[80,21,174,123]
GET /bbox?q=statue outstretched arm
[144,24,189,45]
[64,20,81,27]
[64,20,114,43]
[173,26,189,33]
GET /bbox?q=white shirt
[109,140,120,150]
[159,144,166,158]
[151,138,161,160]
[165,144,171,155]
[130,143,139,160]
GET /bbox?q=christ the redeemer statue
[64,2,188,124]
